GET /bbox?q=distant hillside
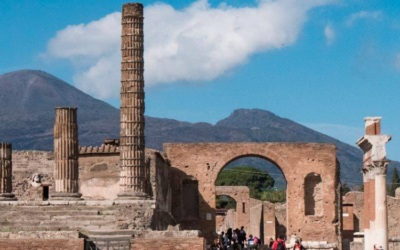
[0,70,398,186]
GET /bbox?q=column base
[51,192,83,200]
[116,192,149,200]
[0,193,17,201]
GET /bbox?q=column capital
[364,160,390,179]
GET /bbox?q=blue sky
[0,0,399,160]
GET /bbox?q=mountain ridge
[1,70,398,186]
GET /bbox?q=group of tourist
[210,228,306,250]
[210,226,305,250]
[210,226,257,250]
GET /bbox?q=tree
[342,183,351,195]
[389,168,400,197]
[216,166,275,199]
[216,196,237,209]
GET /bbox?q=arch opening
[215,155,287,241]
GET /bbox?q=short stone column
[396,187,400,198]
[0,143,16,201]
[356,117,391,250]
[52,107,82,200]
[118,3,148,200]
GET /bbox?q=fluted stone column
[118,3,148,200]
[356,117,391,250]
[0,143,16,201]
[52,107,82,200]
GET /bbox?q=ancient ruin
[0,2,398,250]
[356,118,392,250]
[52,107,82,200]
[0,143,16,201]
[119,3,148,200]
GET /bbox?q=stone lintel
[356,135,391,163]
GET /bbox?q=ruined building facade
[0,2,398,250]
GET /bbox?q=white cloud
[44,0,332,99]
[324,24,335,45]
[303,122,364,145]
[346,11,382,27]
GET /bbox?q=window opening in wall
[304,173,323,216]
[182,179,199,220]
[216,195,237,210]
[242,202,246,213]
[43,186,49,201]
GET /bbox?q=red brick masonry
[131,237,206,250]
[0,239,84,250]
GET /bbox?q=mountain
[0,70,398,186]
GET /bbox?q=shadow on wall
[169,166,215,241]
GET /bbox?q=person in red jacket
[271,236,286,250]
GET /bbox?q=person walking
[271,236,286,250]
[293,240,305,250]
[239,226,247,249]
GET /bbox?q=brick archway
[165,142,339,243]
[215,186,251,231]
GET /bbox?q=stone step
[0,211,102,217]
[86,230,137,237]
[0,206,118,212]
[0,218,116,227]
[0,225,103,232]
[51,215,116,221]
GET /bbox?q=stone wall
[131,237,205,250]
[165,142,339,243]
[10,150,175,231]
[263,201,276,243]
[215,186,250,231]
[275,203,287,238]
[216,209,236,233]
[12,151,54,200]
[249,201,263,239]
[12,150,172,206]
[130,230,205,250]
[343,191,400,238]
[0,239,84,250]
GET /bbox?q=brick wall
[166,143,339,243]
[0,239,84,250]
[131,237,205,250]
[343,191,400,238]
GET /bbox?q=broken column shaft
[0,143,16,201]
[118,3,148,199]
[356,117,391,250]
[52,107,82,200]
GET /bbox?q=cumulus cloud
[346,11,382,27]
[45,0,332,99]
[324,24,335,45]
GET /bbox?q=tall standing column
[0,143,16,201]
[52,107,82,200]
[118,3,148,199]
[356,117,391,250]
